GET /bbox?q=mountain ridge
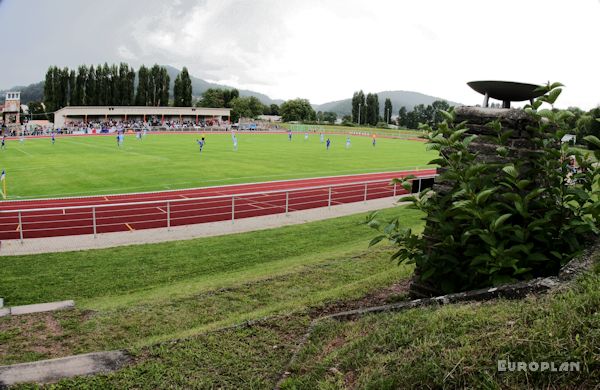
[312,90,461,116]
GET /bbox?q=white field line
[60,139,170,161]
[13,147,33,156]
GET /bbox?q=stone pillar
[409,106,541,298]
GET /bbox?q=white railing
[0,172,437,242]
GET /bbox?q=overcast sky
[0,0,598,109]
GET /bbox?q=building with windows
[1,91,21,128]
[53,106,231,128]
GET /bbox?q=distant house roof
[258,115,282,122]
[561,134,576,143]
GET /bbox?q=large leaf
[502,164,518,178]
[428,158,446,166]
[449,128,469,143]
[584,135,600,149]
[525,188,546,202]
[546,88,562,105]
[493,213,512,230]
[476,188,496,205]
[462,134,477,147]
[369,235,386,247]
[516,180,531,190]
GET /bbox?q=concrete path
[0,351,129,387]
[0,196,406,256]
[8,300,74,316]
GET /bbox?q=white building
[1,91,21,128]
[53,106,231,128]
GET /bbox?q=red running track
[0,169,436,240]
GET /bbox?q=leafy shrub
[368,83,600,293]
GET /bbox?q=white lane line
[13,147,33,156]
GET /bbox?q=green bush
[368,83,600,293]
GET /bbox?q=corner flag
[0,169,5,199]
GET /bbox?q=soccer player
[326,138,331,150]
[288,130,292,141]
[372,133,376,147]
[320,133,324,143]
[51,132,56,145]
[116,133,121,147]
[304,132,308,141]
[197,137,205,153]
[233,135,238,151]
[346,136,351,149]
[1,135,5,150]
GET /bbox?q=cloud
[117,45,138,61]
[3,0,599,110]
[128,0,301,87]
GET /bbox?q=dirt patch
[344,369,358,389]
[0,309,99,365]
[44,315,63,335]
[323,336,347,356]
[308,279,411,319]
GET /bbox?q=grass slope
[9,257,599,389]
[282,264,600,389]
[0,206,422,365]
[0,133,433,199]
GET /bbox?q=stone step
[9,300,74,316]
[0,350,129,386]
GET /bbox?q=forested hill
[0,82,44,104]
[312,90,461,116]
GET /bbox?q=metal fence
[0,175,436,242]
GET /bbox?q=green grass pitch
[0,133,435,199]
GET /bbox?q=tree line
[553,106,600,143]
[351,90,393,126]
[397,100,451,129]
[195,88,333,123]
[43,63,193,113]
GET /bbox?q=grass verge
[281,262,600,389]
[0,206,421,365]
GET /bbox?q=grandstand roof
[55,106,230,116]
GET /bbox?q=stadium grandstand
[53,106,231,129]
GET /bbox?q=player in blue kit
[326,138,331,150]
[197,137,205,153]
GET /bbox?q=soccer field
[0,133,435,199]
